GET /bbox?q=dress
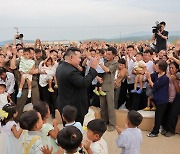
[41,123,59,154]
[0,92,8,109]
[0,121,22,154]
[39,61,58,87]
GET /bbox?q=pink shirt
[169,77,180,102]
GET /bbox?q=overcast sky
[0,0,180,41]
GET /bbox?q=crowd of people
[0,31,179,153]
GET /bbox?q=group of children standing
[0,101,143,154]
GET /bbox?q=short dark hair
[158,60,168,72]
[160,21,166,26]
[127,45,134,50]
[0,67,7,75]
[107,47,117,55]
[136,52,143,57]
[62,105,77,122]
[98,49,105,55]
[57,126,82,153]
[67,47,81,53]
[50,50,58,54]
[23,48,30,53]
[89,49,96,53]
[35,48,42,53]
[19,110,39,131]
[33,101,49,120]
[127,110,143,127]
[144,49,153,55]
[87,119,107,137]
[118,58,126,65]
[0,83,6,89]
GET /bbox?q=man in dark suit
[56,47,98,125]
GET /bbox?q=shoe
[48,88,54,93]
[161,129,167,135]
[99,91,106,96]
[137,89,143,94]
[147,132,158,137]
[93,89,100,96]
[107,125,115,131]
[54,84,58,89]
[17,91,22,98]
[143,107,151,111]
[131,89,137,93]
[151,107,156,111]
[164,131,175,137]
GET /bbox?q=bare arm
[11,125,23,139]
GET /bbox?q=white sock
[27,90,31,98]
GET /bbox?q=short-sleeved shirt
[102,60,118,91]
[90,138,108,154]
[19,57,35,73]
[116,128,142,154]
[155,30,168,51]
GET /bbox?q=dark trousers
[118,80,128,108]
[167,94,180,133]
[131,88,147,111]
[126,83,134,109]
[152,103,168,134]
[40,84,58,117]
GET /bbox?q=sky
[0,0,180,41]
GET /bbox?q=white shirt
[127,57,135,84]
[0,72,15,94]
[90,138,108,154]
[0,92,8,108]
[145,60,154,74]
[116,128,142,154]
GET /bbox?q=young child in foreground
[84,119,108,154]
[62,105,83,134]
[116,110,143,154]
[33,101,59,154]
[41,126,83,154]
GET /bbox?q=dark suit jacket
[56,61,97,117]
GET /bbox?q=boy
[62,105,83,134]
[84,119,108,154]
[116,110,143,154]
[131,53,146,94]
[17,48,35,98]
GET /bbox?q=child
[116,110,143,154]
[0,84,12,109]
[62,105,83,134]
[93,49,106,96]
[0,103,23,154]
[17,48,35,98]
[57,126,83,154]
[131,53,146,94]
[39,57,58,93]
[19,110,44,154]
[33,101,59,154]
[84,119,108,154]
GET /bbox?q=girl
[19,110,44,154]
[39,57,58,93]
[0,104,23,154]
[33,101,59,154]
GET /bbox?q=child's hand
[41,145,53,154]
[116,126,123,135]
[53,119,58,127]
[84,139,91,151]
